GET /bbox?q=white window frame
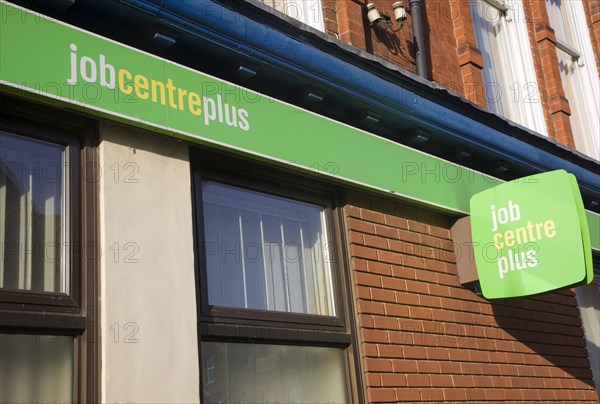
[470,0,547,135]
[255,0,325,31]
[546,0,600,160]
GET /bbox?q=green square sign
[470,170,592,299]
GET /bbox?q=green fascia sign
[1,1,599,250]
[470,170,593,299]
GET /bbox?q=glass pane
[0,334,74,403]
[202,342,348,404]
[0,131,68,293]
[545,0,577,46]
[202,181,335,316]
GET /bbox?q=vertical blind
[0,131,68,293]
[202,181,336,316]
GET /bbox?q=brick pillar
[322,0,339,38]
[583,0,600,76]
[534,23,575,147]
[523,0,575,147]
[336,0,368,51]
[451,0,486,107]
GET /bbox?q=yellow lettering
[134,74,149,100]
[535,222,544,240]
[504,229,515,247]
[544,220,556,238]
[166,79,177,109]
[177,88,188,111]
[496,219,556,249]
[188,92,202,115]
[493,232,504,249]
[118,69,132,94]
[151,79,166,105]
[118,70,209,119]
[514,226,527,245]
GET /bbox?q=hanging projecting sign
[470,170,593,299]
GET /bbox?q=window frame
[191,148,361,402]
[0,94,99,404]
[194,167,347,333]
[0,120,81,312]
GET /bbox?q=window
[0,131,69,293]
[546,0,600,160]
[205,353,217,384]
[255,0,325,31]
[0,98,97,404]
[202,342,348,403]
[193,159,355,404]
[471,0,547,135]
[0,334,74,402]
[201,181,335,315]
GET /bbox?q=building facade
[0,0,599,403]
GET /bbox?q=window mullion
[315,221,325,314]
[44,195,55,292]
[0,172,5,288]
[279,217,291,312]
[321,211,335,315]
[299,221,310,313]
[259,213,271,310]
[21,176,32,290]
[238,209,248,309]
[216,204,225,305]
[61,149,69,294]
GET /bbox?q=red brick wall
[323,0,340,38]
[334,0,465,95]
[344,192,598,403]
[423,1,464,95]
[328,0,590,149]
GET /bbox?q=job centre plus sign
[470,170,592,299]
